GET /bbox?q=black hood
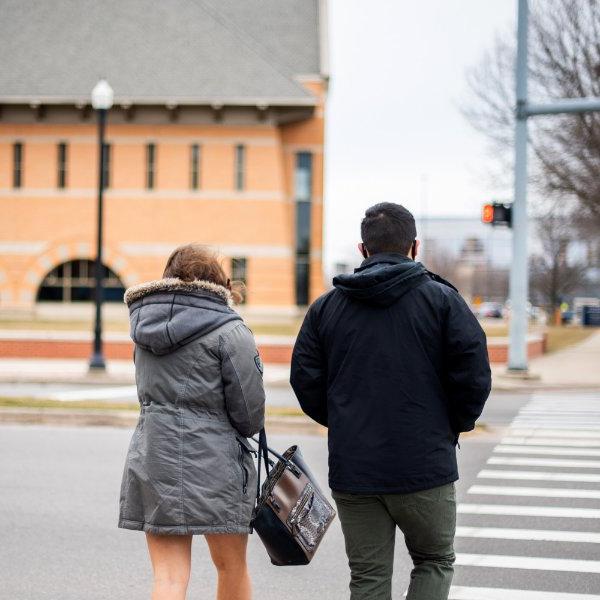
[333,253,429,307]
[124,279,241,355]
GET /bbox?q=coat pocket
[236,438,256,495]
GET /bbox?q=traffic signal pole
[508,0,529,371]
[508,0,600,372]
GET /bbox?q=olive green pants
[332,482,456,600]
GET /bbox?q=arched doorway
[37,259,125,302]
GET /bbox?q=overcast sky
[324,0,516,267]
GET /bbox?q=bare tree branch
[464,0,600,227]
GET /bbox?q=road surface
[1,391,600,599]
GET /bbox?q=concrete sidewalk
[492,329,600,390]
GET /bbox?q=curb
[0,373,598,392]
[0,374,136,385]
[0,375,292,387]
[491,382,600,393]
[0,407,325,435]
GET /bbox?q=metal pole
[90,108,107,370]
[508,0,529,371]
[527,97,600,116]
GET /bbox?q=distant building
[329,216,599,304]
[0,0,328,315]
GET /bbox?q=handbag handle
[254,428,270,503]
[251,433,289,464]
[251,429,302,503]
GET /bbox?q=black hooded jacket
[290,253,491,494]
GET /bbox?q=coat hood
[332,253,429,307]
[124,278,241,355]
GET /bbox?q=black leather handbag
[250,429,336,566]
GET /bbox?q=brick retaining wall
[0,334,545,364]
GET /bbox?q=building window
[37,259,125,303]
[234,144,245,191]
[57,142,67,189]
[13,142,23,188]
[295,152,313,305]
[146,143,156,189]
[190,144,201,190]
[231,257,247,304]
[102,143,111,188]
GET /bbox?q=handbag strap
[255,428,270,503]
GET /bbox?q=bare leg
[145,533,192,600]
[205,534,251,600]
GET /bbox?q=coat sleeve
[443,289,492,433]
[290,305,328,426]
[220,323,266,437]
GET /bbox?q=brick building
[0,0,328,315]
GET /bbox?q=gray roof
[0,0,324,106]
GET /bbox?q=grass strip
[545,326,595,353]
[0,396,305,417]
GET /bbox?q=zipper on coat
[238,442,249,495]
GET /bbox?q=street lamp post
[89,79,114,371]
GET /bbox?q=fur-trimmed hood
[124,278,234,308]
[125,278,241,356]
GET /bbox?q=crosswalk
[450,392,600,599]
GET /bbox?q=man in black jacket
[290,203,491,600]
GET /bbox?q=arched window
[37,260,125,302]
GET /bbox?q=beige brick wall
[0,92,326,311]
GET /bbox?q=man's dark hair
[360,203,417,255]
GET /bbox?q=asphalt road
[2,391,600,599]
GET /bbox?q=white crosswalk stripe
[453,392,600,599]
[487,456,600,468]
[456,553,600,573]
[509,428,600,438]
[502,437,600,447]
[510,423,600,430]
[448,586,600,600]
[493,445,600,457]
[467,484,600,499]
[458,503,600,518]
[455,526,600,543]
[477,469,600,482]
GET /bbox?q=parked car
[504,300,547,324]
[474,302,504,319]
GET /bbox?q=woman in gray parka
[118,243,265,600]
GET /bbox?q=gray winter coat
[118,278,265,535]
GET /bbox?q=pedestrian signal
[482,204,495,224]
[482,202,512,227]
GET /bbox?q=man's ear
[358,243,368,259]
[412,239,420,260]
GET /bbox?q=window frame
[231,256,248,304]
[13,142,23,189]
[57,142,67,189]
[234,144,245,191]
[294,152,313,306]
[146,143,156,190]
[190,143,201,190]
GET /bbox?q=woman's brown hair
[162,243,245,304]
